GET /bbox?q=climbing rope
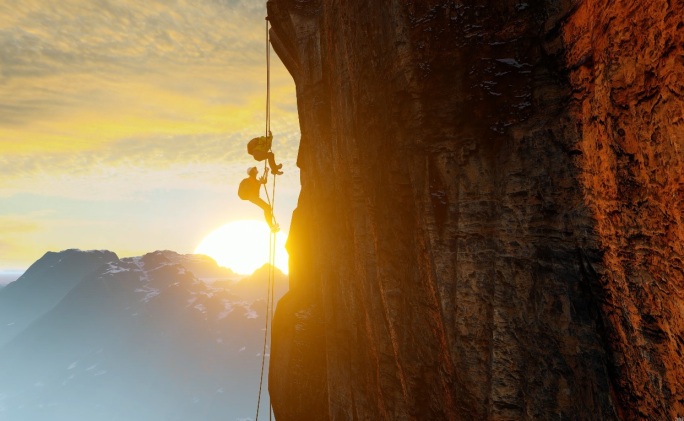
[255,14,277,421]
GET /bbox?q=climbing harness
[255,14,277,421]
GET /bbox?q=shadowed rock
[267,0,684,420]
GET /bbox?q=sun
[195,220,288,275]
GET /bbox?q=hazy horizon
[0,247,286,287]
[0,271,23,287]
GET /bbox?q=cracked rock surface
[267,0,684,419]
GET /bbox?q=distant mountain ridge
[0,249,119,348]
[0,249,287,421]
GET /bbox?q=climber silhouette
[247,130,283,175]
[238,166,279,232]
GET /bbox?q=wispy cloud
[0,213,45,267]
[0,216,41,234]
[0,0,266,77]
[0,0,297,159]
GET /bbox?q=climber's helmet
[247,166,258,176]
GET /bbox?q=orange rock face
[267,0,684,419]
[564,0,684,418]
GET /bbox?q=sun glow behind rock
[194,220,288,275]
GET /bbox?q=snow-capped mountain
[0,249,287,421]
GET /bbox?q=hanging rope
[266,14,271,137]
[255,14,277,421]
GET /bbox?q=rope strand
[254,262,271,421]
[265,15,270,137]
[269,230,276,421]
[256,15,277,421]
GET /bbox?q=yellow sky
[0,0,300,271]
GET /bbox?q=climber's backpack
[247,135,272,156]
[237,178,252,200]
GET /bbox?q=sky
[0,0,300,275]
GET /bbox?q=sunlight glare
[194,220,288,275]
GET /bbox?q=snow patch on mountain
[104,262,129,275]
[219,301,235,319]
[135,286,160,303]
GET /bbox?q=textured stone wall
[564,0,684,418]
[267,0,684,419]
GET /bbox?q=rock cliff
[267,1,683,420]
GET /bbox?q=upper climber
[247,130,283,175]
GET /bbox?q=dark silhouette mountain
[0,249,286,421]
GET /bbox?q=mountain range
[0,249,287,421]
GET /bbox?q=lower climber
[247,130,283,175]
[238,166,279,232]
